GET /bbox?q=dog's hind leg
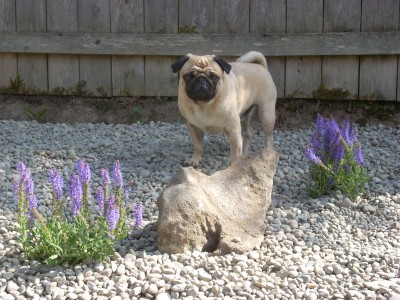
[241,105,257,155]
[258,101,276,149]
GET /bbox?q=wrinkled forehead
[184,54,219,72]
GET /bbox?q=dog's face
[172,54,231,102]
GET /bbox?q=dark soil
[0,94,399,130]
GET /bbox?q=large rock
[156,147,278,254]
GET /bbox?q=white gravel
[0,120,399,300]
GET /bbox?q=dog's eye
[183,72,196,82]
[209,74,220,83]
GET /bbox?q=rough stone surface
[157,147,278,254]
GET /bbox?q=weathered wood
[359,0,399,100]
[111,0,144,33]
[286,0,323,98]
[144,0,178,97]
[250,0,286,33]
[359,56,398,101]
[48,54,79,92]
[0,0,17,86]
[1,32,400,56]
[144,0,178,34]
[214,0,249,34]
[80,55,112,96]
[47,0,79,92]
[398,57,400,101]
[179,0,214,33]
[287,0,323,33]
[112,56,145,96]
[111,0,145,96]
[0,0,16,31]
[145,56,178,97]
[16,0,47,91]
[323,0,361,32]
[78,0,111,96]
[322,56,359,99]
[249,0,286,98]
[0,53,17,87]
[322,0,361,99]
[361,0,399,32]
[17,54,48,91]
[286,56,321,98]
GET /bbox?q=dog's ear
[171,55,190,73]
[214,57,231,74]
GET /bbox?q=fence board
[398,56,400,101]
[78,0,111,96]
[286,0,323,98]
[3,32,400,56]
[359,0,399,100]
[144,0,178,96]
[179,0,214,33]
[250,0,286,98]
[322,0,360,99]
[16,0,47,91]
[214,0,249,34]
[47,0,79,92]
[111,0,144,96]
[0,0,17,86]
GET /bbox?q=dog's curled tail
[237,51,268,69]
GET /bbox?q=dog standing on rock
[171,51,277,166]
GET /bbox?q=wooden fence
[0,0,399,100]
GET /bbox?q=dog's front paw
[184,156,201,168]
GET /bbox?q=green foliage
[20,214,116,266]
[128,106,145,124]
[312,84,351,100]
[14,161,134,266]
[96,86,108,97]
[179,25,198,33]
[23,103,48,123]
[306,115,370,202]
[307,150,370,201]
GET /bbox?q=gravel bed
[0,120,399,300]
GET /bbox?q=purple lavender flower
[113,160,123,188]
[106,196,120,238]
[353,144,366,166]
[49,169,64,201]
[96,187,105,213]
[341,118,352,146]
[17,161,26,175]
[133,200,143,228]
[77,159,91,183]
[68,173,82,216]
[23,169,37,220]
[101,169,110,185]
[306,145,322,166]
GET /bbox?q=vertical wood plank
[286,0,323,98]
[16,0,48,92]
[322,0,361,99]
[398,56,400,101]
[214,0,250,34]
[111,0,145,96]
[144,0,178,96]
[47,0,79,93]
[250,0,286,98]
[0,0,17,87]
[360,56,397,100]
[359,0,399,100]
[78,0,111,96]
[179,0,214,33]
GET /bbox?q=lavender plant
[305,115,370,201]
[14,160,139,265]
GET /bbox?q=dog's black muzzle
[186,76,216,102]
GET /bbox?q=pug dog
[171,51,277,166]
